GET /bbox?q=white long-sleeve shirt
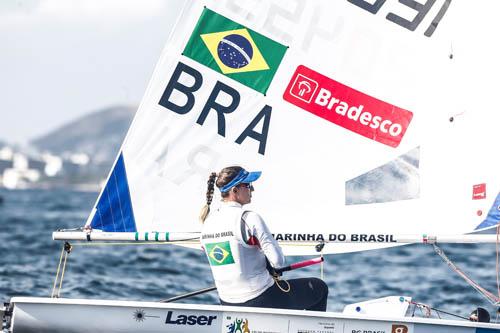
[200,201,285,303]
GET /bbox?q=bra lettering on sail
[391,324,409,333]
[158,62,273,155]
[283,65,413,148]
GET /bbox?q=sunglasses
[238,183,254,190]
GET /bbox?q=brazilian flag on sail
[183,8,287,94]
[205,241,235,266]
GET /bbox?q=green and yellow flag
[183,8,287,94]
[205,241,235,266]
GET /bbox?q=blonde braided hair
[199,172,217,223]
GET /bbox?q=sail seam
[97,206,104,230]
[105,186,116,232]
[113,171,126,232]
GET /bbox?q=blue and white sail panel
[89,152,136,232]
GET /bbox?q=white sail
[68,0,500,255]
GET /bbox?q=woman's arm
[245,211,285,268]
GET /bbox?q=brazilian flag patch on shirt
[183,8,287,94]
[205,241,235,266]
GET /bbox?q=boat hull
[5,297,500,333]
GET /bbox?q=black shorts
[220,277,328,311]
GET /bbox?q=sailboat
[3,0,500,331]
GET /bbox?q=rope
[51,242,72,298]
[273,275,291,292]
[433,243,500,305]
[411,301,432,318]
[409,300,469,320]
[57,250,70,298]
[51,245,66,298]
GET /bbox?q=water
[0,188,498,320]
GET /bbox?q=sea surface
[1,188,499,322]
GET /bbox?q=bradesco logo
[165,310,217,326]
[283,65,413,148]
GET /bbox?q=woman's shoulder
[241,210,266,226]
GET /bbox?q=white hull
[4,297,500,333]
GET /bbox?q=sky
[1,0,186,145]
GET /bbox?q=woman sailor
[199,165,328,310]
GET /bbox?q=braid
[199,172,217,223]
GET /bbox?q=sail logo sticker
[288,74,318,103]
[473,183,486,200]
[283,65,413,148]
[206,241,235,266]
[392,324,409,333]
[183,8,287,94]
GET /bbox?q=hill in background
[31,106,136,165]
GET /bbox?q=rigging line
[409,301,469,320]
[51,244,66,298]
[433,244,500,305]
[437,244,499,304]
[57,251,68,298]
[416,303,431,318]
[56,242,72,298]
